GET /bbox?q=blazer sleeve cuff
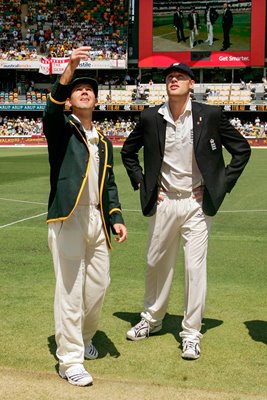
[51,78,71,103]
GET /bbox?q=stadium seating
[204,84,254,105]
[0,0,128,60]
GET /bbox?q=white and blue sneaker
[59,364,93,386]
[126,318,162,341]
[84,341,98,360]
[181,339,201,360]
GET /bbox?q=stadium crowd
[0,115,137,137]
[0,0,128,60]
[0,114,266,139]
[0,115,43,136]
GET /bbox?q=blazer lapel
[97,132,106,187]
[156,110,167,157]
[192,102,204,150]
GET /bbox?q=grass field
[0,146,267,400]
[153,13,251,52]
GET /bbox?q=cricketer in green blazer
[43,78,124,249]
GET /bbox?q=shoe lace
[136,318,150,334]
[184,340,197,350]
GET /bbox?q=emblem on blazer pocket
[210,138,217,151]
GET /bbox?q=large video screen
[139,0,266,68]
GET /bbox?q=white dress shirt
[158,100,203,194]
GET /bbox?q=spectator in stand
[137,85,145,99]
[262,77,267,91]
[240,79,247,90]
[24,15,28,28]
[246,81,254,92]
[124,72,131,85]
[255,116,260,127]
[17,82,22,95]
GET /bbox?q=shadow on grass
[113,311,223,344]
[47,336,58,373]
[244,320,267,345]
[93,330,121,358]
[47,330,120,372]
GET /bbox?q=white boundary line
[0,212,47,229]
[0,197,266,230]
[219,209,267,213]
[1,199,266,214]
[122,209,267,213]
[0,197,46,205]
[0,197,47,229]
[0,208,266,230]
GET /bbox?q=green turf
[0,147,266,396]
[153,13,251,51]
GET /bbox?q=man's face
[166,71,194,98]
[69,83,97,110]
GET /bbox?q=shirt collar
[158,98,192,124]
[71,114,99,144]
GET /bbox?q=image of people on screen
[152,0,251,53]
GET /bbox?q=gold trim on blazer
[49,94,66,105]
[47,120,91,223]
[98,132,112,249]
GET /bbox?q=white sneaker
[84,341,98,360]
[59,365,93,386]
[182,340,201,360]
[126,318,162,341]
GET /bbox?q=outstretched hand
[69,46,91,69]
[60,46,92,85]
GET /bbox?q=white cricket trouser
[206,22,213,45]
[190,27,198,48]
[48,205,110,373]
[141,191,212,341]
